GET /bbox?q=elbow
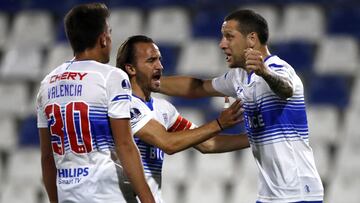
[161,143,181,155]
[280,88,293,100]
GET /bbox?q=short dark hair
[116,35,154,73]
[225,9,269,45]
[64,3,109,54]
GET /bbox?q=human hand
[244,48,269,77]
[217,98,244,129]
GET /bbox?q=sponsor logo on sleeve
[121,79,131,90]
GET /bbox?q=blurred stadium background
[0,0,360,202]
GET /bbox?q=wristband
[216,118,224,131]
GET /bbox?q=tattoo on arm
[262,71,293,99]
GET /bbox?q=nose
[219,37,227,50]
[156,60,164,70]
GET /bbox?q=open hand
[217,98,244,129]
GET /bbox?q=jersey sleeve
[106,69,132,119]
[265,60,296,93]
[165,102,197,132]
[212,70,238,97]
[130,105,152,135]
[36,84,48,128]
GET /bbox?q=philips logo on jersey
[58,167,89,185]
[50,72,88,83]
[121,79,131,90]
[58,167,89,178]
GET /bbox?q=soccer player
[115,35,250,202]
[160,10,324,203]
[36,3,155,203]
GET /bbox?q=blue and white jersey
[36,60,137,203]
[129,95,192,203]
[212,55,324,202]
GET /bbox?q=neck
[74,48,105,63]
[131,79,151,101]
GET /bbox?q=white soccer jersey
[128,95,194,203]
[212,55,324,202]
[36,60,144,203]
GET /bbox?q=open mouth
[152,72,162,81]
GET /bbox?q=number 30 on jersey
[45,102,93,155]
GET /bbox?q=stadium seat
[0,116,17,152]
[162,151,191,184]
[109,8,143,48]
[326,109,360,203]
[6,10,54,49]
[0,82,29,117]
[327,7,360,39]
[230,150,258,203]
[314,36,359,75]
[307,105,339,180]
[145,7,190,45]
[350,78,360,109]
[0,47,43,81]
[194,152,235,181]
[1,148,42,203]
[308,75,350,109]
[185,178,226,203]
[239,4,282,43]
[281,4,325,42]
[176,39,225,77]
[192,10,227,39]
[18,115,40,147]
[42,43,73,77]
[0,12,8,48]
[271,41,314,73]
[157,44,179,75]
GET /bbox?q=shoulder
[265,55,294,71]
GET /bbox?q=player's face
[219,20,247,68]
[134,42,163,93]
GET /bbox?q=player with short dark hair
[36,3,154,203]
[160,9,324,203]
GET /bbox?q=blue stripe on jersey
[134,137,164,176]
[268,63,284,68]
[244,97,309,145]
[132,94,154,111]
[111,94,131,102]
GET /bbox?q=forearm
[262,70,293,99]
[116,143,154,202]
[195,133,250,153]
[160,76,222,97]
[41,155,58,203]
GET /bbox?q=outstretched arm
[135,100,243,155]
[245,48,293,99]
[39,128,58,203]
[110,118,155,203]
[160,76,224,98]
[195,133,250,153]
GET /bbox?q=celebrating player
[115,35,250,202]
[36,3,154,203]
[160,9,324,203]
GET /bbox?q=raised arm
[110,118,155,203]
[39,128,58,203]
[135,100,243,155]
[245,49,293,99]
[160,76,224,98]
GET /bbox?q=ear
[246,32,257,49]
[125,64,136,76]
[99,32,107,48]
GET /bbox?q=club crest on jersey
[162,113,168,123]
[121,79,131,90]
[130,108,142,119]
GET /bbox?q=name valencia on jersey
[48,71,87,99]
